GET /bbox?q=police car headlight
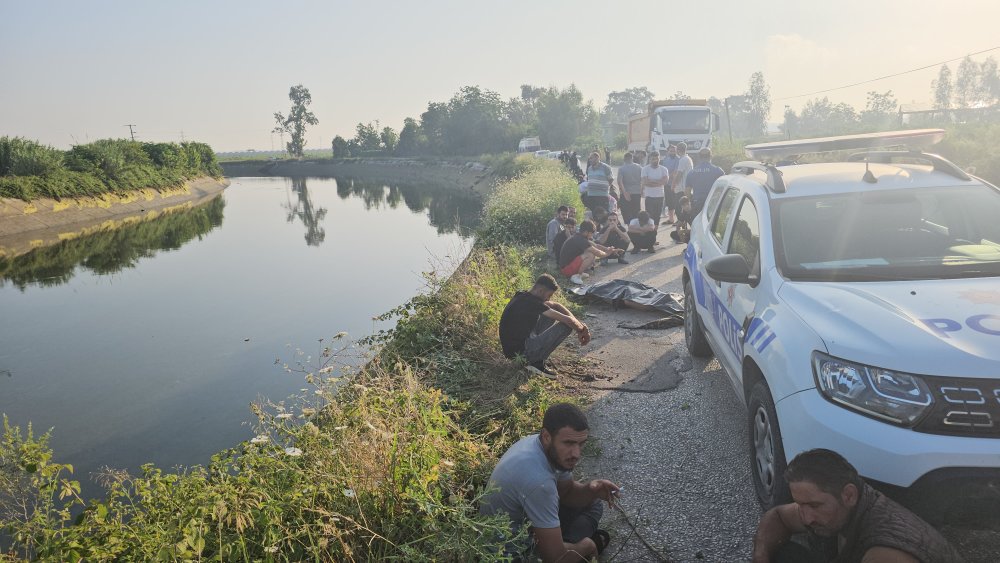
[812,352,933,426]
[687,141,702,150]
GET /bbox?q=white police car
[682,129,1000,510]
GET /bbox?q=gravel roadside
[559,220,998,562]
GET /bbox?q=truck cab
[628,100,720,154]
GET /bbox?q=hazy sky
[2,0,999,152]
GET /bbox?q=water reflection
[0,196,226,291]
[331,176,481,236]
[284,177,328,246]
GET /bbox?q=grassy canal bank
[0,156,589,561]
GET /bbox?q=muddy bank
[0,177,229,258]
[221,158,493,196]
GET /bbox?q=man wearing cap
[498,274,591,377]
[686,147,725,215]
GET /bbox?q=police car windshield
[775,185,1000,281]
[655,109,710,134]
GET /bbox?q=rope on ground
[606,498,675,563]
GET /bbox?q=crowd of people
[488,145,966,562]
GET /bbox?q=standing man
[559,220,622,284]
[686,147,725,215]
[546,205,570,260]
[752,449,964,563]
[583,152,615,213]
[617,152,643,224]
[641,150,670,228]
[668,142,693,224]
[498,274,591,377]
[481,403,619,562]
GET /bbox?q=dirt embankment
[0,177,229,258]
[220,158,494,196]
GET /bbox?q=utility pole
[124,124,137,141]
[180,130,185,142]
[723,99,733,144]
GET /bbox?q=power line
[774,46,1000,101]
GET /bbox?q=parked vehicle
[682,129,1000,513]
[518,136,541,153]
[628,99,719,154]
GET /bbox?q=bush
[479,159,583,247]
[0,137,63,177]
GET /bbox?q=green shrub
[0,137,64,177]
[479,160,583,247]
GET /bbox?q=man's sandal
[591,529,611,555]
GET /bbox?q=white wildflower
[284,447,303,457]
[275,413,293,420]
[250,435,270,445]
[265,546,279,553]
[343,488,356,498]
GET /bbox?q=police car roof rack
[845,150,971,181]
[731,161,787,193]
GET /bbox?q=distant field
[216,148,333,162]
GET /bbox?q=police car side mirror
[706,254,755,285]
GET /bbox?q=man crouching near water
[752,449,964,563]
[498,274,590,378]
[481,403,619,562]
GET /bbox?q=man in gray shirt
[481,403,619,562]
[617,151,643,224]
[545,205,570,260]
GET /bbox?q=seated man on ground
[481,403,619,562]
[669,195,694,243]
[628,210,658,253]
[546,205,570,261]
[558,220,623,285]
[498,274,590,377]
[552,218,576,263]
[752,449,964,563]
[594,210,630,264]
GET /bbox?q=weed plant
[479,157,583,247]
[0,138,222,201]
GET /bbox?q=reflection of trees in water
[0,196,225,291]
[332,176,481,236]
[283,177,328,246]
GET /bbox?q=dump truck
[627,99,720,154]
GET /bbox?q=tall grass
[479,156,583,246]
[0,138,222,201]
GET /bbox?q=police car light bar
[744,129,946,161]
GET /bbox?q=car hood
[778,278,1000,377]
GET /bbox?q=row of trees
[932,56,1000,109]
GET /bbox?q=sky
[2,0,999,152]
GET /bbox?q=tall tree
[273,84,319,157]
[979,57,1000,107]
[380,127,398,153]
[932,64,953,109]
[536,85,598,148]
[602,87,655,124]
[353,122,381,151]
[396,117,423,155]
[798,97,858,136]
[670,91,692,101]
[331,135,349,158]
[745,72,772,137]
[954,56,980,108]
[860,90,898,129]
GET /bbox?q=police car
[681,129,1000,510]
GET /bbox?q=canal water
[0,176,480,496]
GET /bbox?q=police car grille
[914,375,1000,438]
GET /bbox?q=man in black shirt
[499,274,591,377]
[552,218,576,262]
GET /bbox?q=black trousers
[644,196,664,227]
[620,193,641,224]
[629,231,656,250]
[602,230,630,252]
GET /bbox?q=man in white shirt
[640,151,670,228]
[668,142,694,225]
